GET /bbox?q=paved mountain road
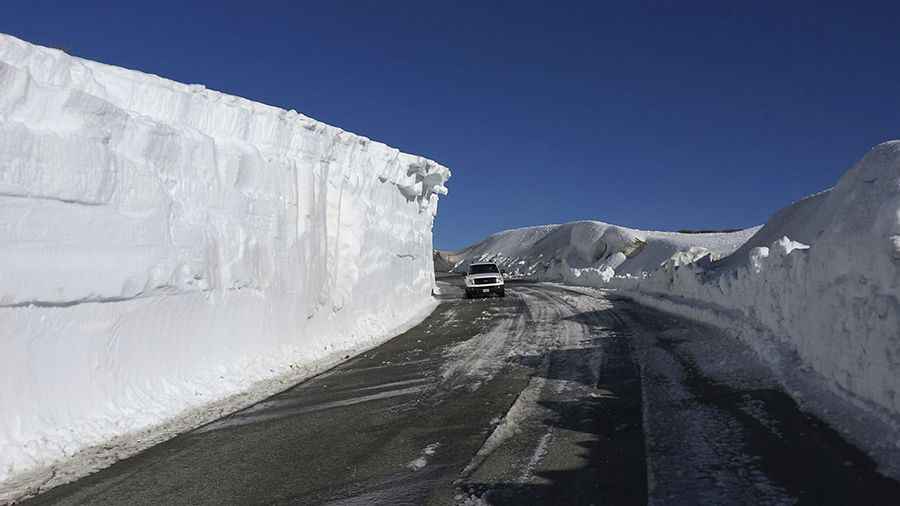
[22,279,900,505]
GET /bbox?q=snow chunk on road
[406,443,441,471]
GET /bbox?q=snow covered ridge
[450,219,760,282]
[452,140,900,449]
[0,33,448,496]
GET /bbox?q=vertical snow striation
[0,32,449,488]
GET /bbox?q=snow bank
[0,33,449,492]
[621,141,900,423]
[452,141,900,455]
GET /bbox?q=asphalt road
[22,278,900,505]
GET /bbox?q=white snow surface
[451,141,900,460]
[0,33,449,494]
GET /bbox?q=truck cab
[464,262,505,298]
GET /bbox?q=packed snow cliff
[0,33,449,495]
[453,141,900,466]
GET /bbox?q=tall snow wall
[0,33,449,487]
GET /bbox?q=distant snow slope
[0,32,449,495]
[452,220,758,282]
[451,141,900,470]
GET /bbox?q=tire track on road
[457,285,646,505]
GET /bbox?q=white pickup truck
[464,262,505,298]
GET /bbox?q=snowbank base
[0,299,438,504]
[614,288,900,479]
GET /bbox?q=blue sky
[3,1,898,250]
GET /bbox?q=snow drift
[452,141,900,447]
[0,33,449,493]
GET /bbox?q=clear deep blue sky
[3,1,898,250]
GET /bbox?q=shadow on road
[460,394,645,505]
[650,330,900,504]
[463,303,647,505]
[464,293,900,505]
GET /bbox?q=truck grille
[473,277,497,285]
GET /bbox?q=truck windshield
[468,264,499,274]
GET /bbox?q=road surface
[23,278,900,505]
